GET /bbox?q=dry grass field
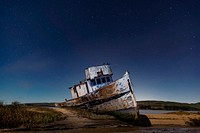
[146,111,200,126]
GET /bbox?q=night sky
[0,0,200,104]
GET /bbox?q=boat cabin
[69,65,113,99]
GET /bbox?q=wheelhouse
[69,65,113,99]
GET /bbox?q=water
[139,109,176,114]
[139,109,199,114]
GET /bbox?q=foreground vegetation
[167,111,200,126]
[0,102,63,129]
[186,118,200,126]
[138,100,200,111]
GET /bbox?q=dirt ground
[53,108,200,127]
[1,107,129,132]
[51,107,130,128]
[1,108,200,132]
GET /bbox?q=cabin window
[101,77,106,83]
[96,78,101,84]
[91,79,96,86]
[97,71,103,76]
[106,77,111,82]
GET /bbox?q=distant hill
[137,100,200,111]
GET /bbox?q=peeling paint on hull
[60,70,139,122]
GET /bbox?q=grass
[164,111,200,126]
[186,118,200,126]
[167,111,192,115]
[0,103,64,129]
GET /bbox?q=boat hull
[61,72,138,121]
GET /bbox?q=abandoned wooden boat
[59,65,139,122]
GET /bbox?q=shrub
[11,101,20,106]
[0,100,3,106]
[186,118,200,126]
[0,104,63,129]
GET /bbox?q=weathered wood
[57,65,139,122]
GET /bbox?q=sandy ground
[53,108,200,127]
[1,108,200,132]
[47,108,200,133]
[51,107,129,128]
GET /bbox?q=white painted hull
[61,72,139,121]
